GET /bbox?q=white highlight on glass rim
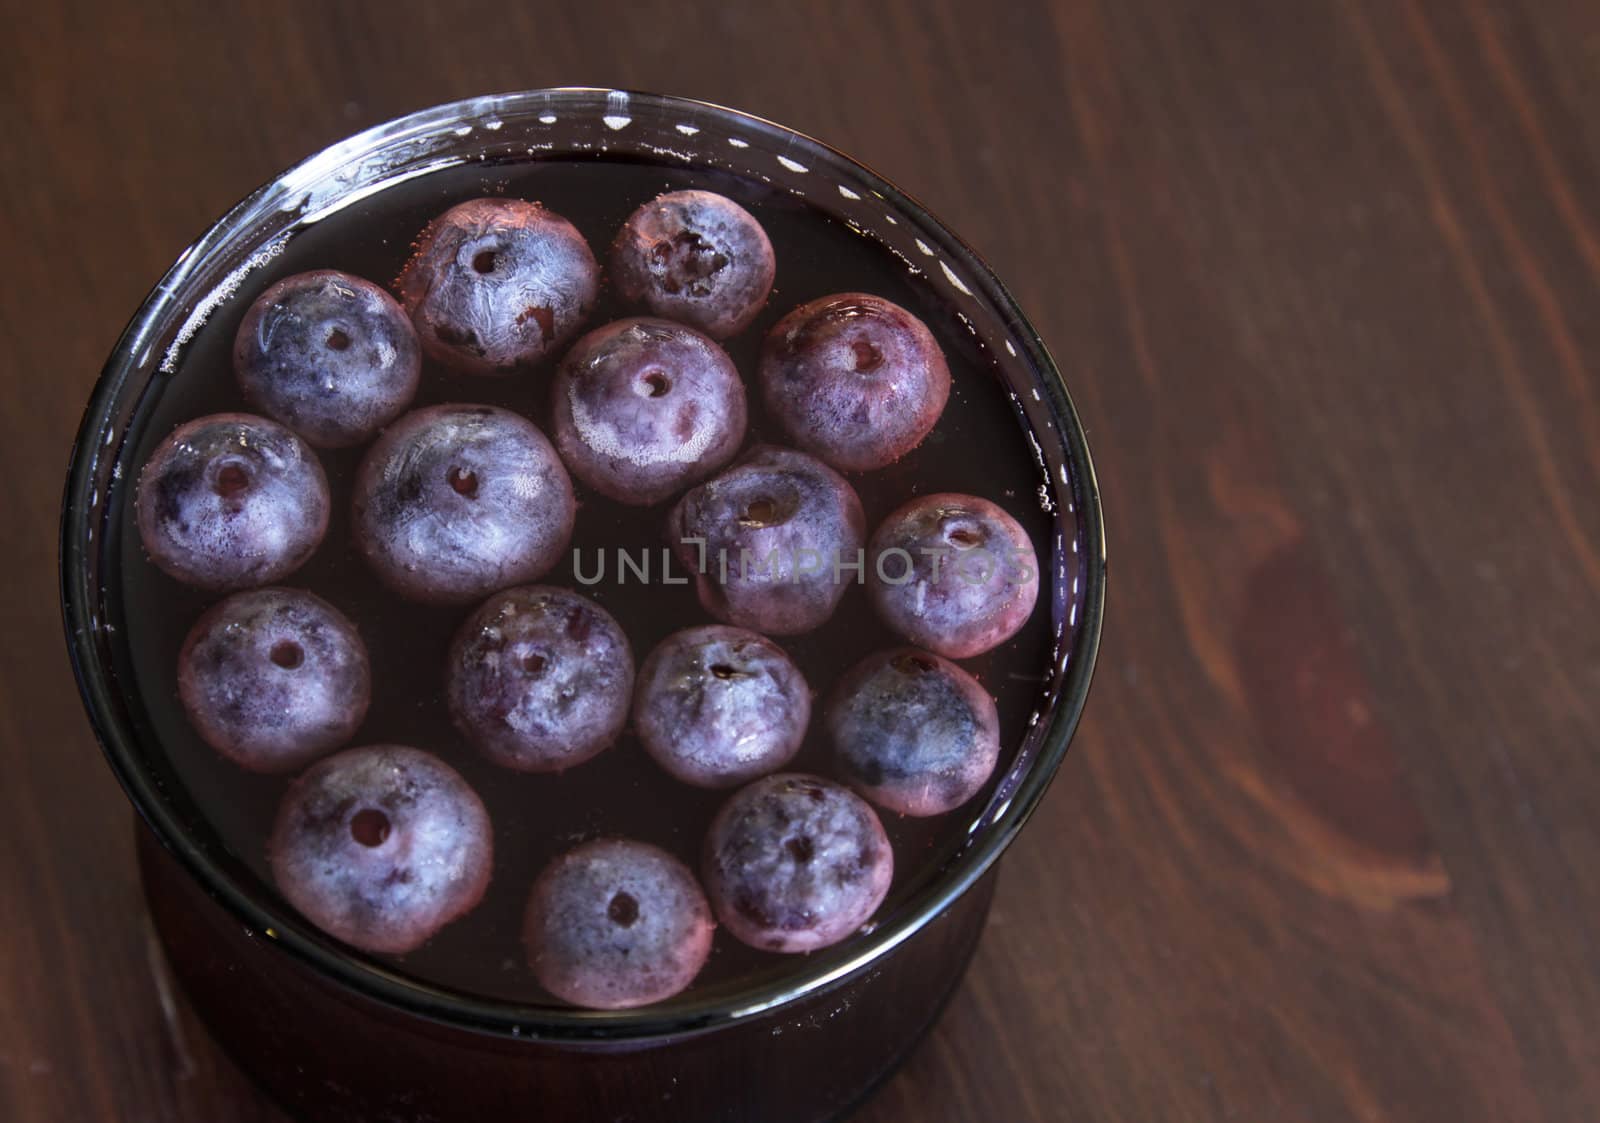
[483,118,504,131]
[838,184,861,200]
[1005,339,1017,356]
[884,213,898,224]
[777,155,808,173]
[308,159,456,219]
[538,113,557,124]
[727,136,750,148]
[940,260,973,295]
[452,125,473,137]
[915,238,934,256]
[603,90,631,130]
[675,123,700,136]
[162,235,289,373]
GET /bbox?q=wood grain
[3,0,1597,1119]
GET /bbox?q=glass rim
[59,87,1106,1044]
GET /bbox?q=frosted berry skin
[396,197,600,376]
[608,189,776,339]
[135,412,330,591]
[234,269,421,448]
[268,745,493,955]
[550,317,747,505]
[447,586,633,773]
[633,626,810,789]
[524,838,713,1010]
[702,773,892,953]
[826,648,1001,817]
[668,445,865,636]
[867,493,1041,658]
[352,405,575,604]
[759,293,951,472]
[178,588,370,773]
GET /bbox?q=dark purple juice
[106,155,1060,1004]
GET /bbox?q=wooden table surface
[5,1,1598,1119]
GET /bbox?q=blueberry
[608,190,775,339]
[178,588,369,773]
[353,405,575,604]
[396,198,599,376]
[633,626,810,789]
[758,293,951,472]
[826,648,1000,817]
[269,745,493,955]
[136,412,329,591]
[867,493,1040,658]
[550,318,746,505]
[668,445,865,635]
[234,270,421,447]
[524,838,713,1009]
[702,773,892,953]
[447,586,633,773]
